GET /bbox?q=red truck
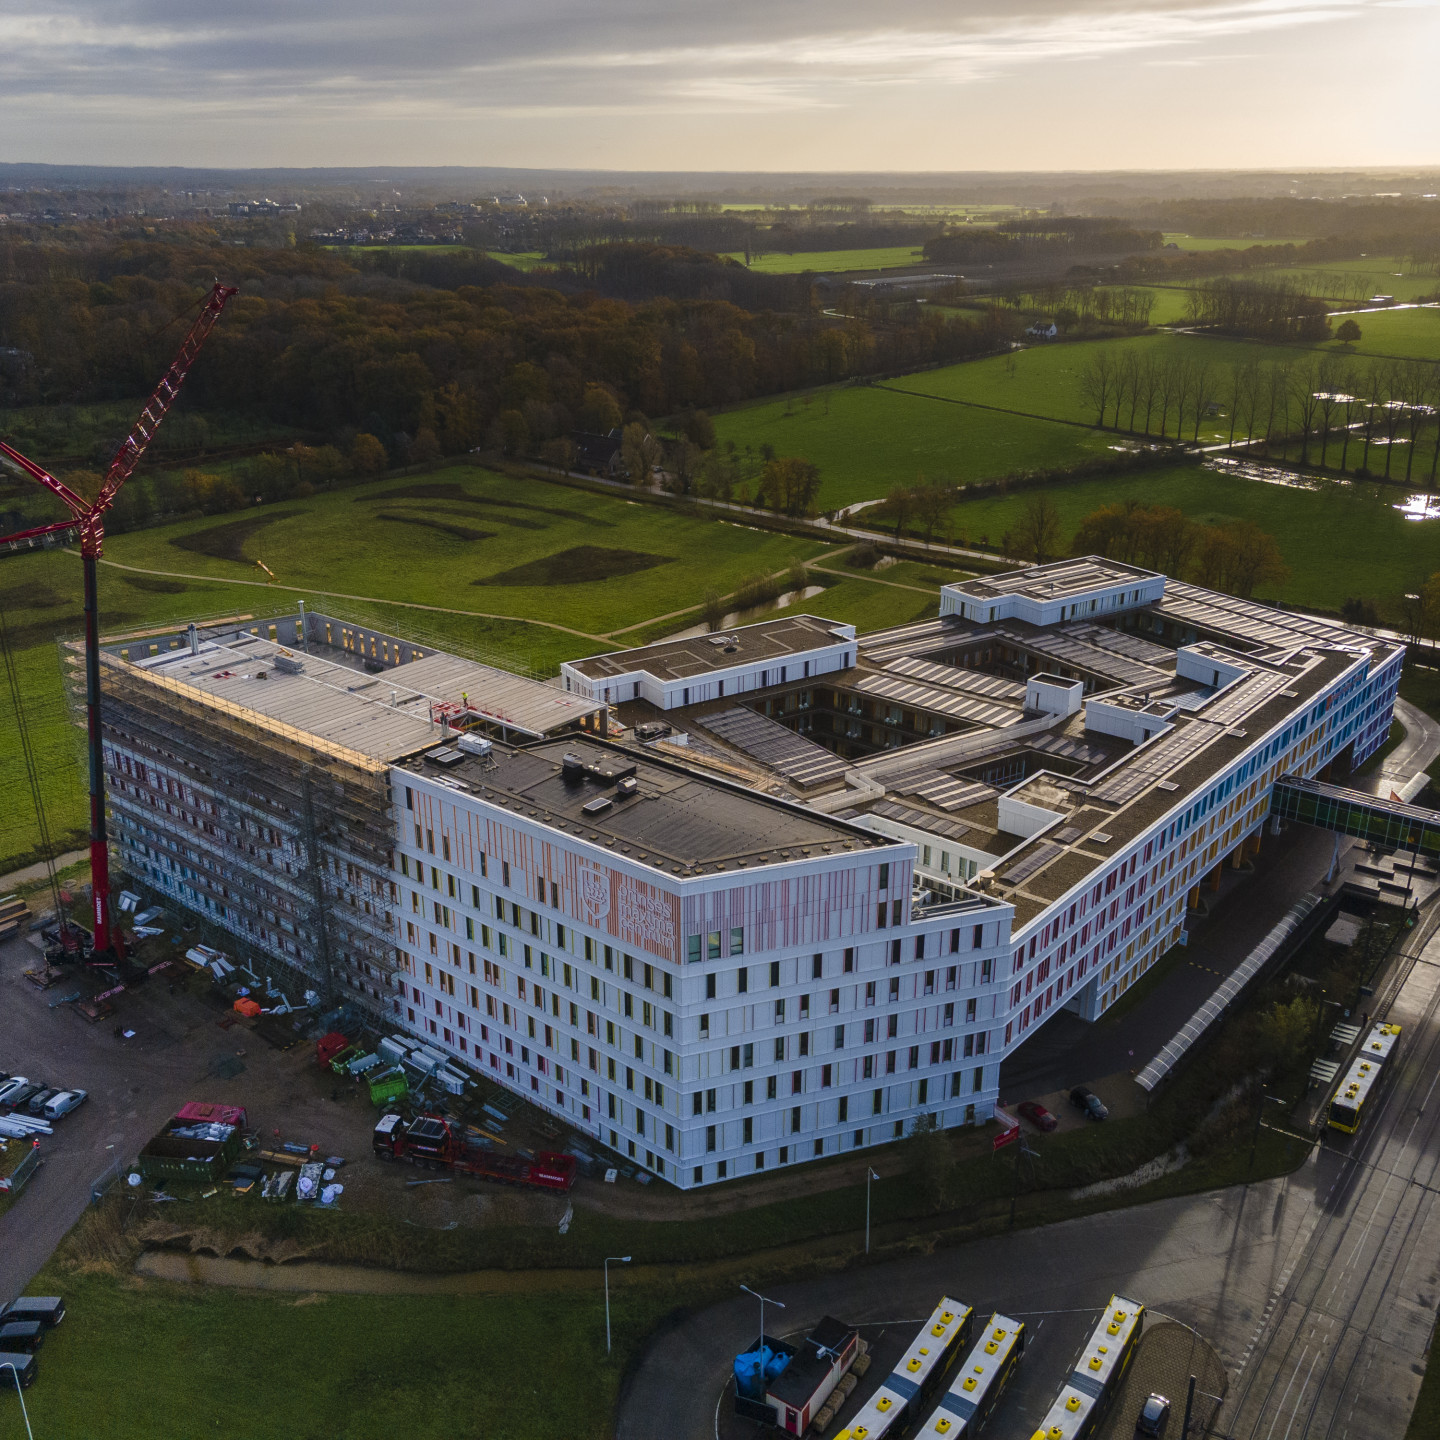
[372,1113,577,1192]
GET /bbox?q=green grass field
[1160,233,1309,251]
[1321,304,1440,361]
[712,385,1116,510]
[0,1268,667,1440]
[885,332,1312,442]
[1215,257,1436,304]
[721,246,926,274]
[945,462,1439,610]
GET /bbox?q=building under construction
[75,610,604,1015]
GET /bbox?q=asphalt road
[616,915,1440,1440]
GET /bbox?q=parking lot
[0,925,581,1303]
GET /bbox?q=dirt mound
[475,545,669,587]
[140,1221,317,1267]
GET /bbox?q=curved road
[617,912,1440,1440]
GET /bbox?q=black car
[0,1321,43,1353]
[1068,1086,1110,1121]
[1136,1392,1170,1436]
[0,1351,37,1390]
[0,1297,65,1328]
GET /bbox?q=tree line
[1009,495,1289,599]
[1079,348,1440,484]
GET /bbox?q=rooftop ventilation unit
[456,734,492,758]
[581,796,613,816]
[616,775,639,798]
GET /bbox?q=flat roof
[568,614,852,683]
[399,734,890,875]
[107,620,601,762]
[948,557,1159,603]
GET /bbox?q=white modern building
[98,559,1403,1188]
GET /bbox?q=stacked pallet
[0,895,32,943]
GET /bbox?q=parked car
[0,1084,40,1113]
[1016,1101,1058,1132]
[0,1298,65,1328]
[1069,1086,1110,1121]
[0,1078,29,1108]
[1136,1392,1170,1436]
[42,1090,87,1120]
[0,1351,37,1390]
[24,1088,59,1116]
[0,1321,43,1353]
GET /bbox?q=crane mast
[0,281,238,960]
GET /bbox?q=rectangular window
[770,960,781,987]
[687,935,702,964]
[743,1080,754,1105]
[742,1117,753,1145]
[943,1002,954,1027]
[844,947,855,973]
[791,1105,801,1131]
[730,926,744,956]
[908,1045,919,1069]
[973,1067,984,1093]
[834,1025,845,1049]
[966,997,977,1022]
[821,1064,832,1088]
[737,968,748,995]
[706,1125,716,1152]
[707,932,721,960]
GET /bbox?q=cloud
[0,0,1380,119]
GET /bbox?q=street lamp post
[1,1362,35,1440]
[865,1167,879,1255]
[604,1255,631,1355]
[1247,1092,1289,1178]
[740,1283,785,1351]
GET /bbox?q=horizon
[3,0,1438,172]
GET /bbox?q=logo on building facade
[576,860,611,927]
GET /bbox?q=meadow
[713,384,1116,510]
[1320,303,1440,361]
[943,461,1440,610]
[721,246,926,274]
[1160,233,1309,250]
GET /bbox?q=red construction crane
[0,281,238,962]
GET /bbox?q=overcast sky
[1,0,1437,171]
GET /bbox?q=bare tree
[1014,492,1063,563]
[1078,353,1115,428]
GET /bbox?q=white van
[42,1090,87,1120]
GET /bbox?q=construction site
[80,607,605,1020]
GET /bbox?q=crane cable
[0,605,68,936]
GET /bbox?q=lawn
[106,469,822,643]
[944,461,1440,611]
[0,1267,669,1440]
[721,246,927,274]
[712,384,1116,510]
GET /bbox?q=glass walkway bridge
[1271,774,1440,860]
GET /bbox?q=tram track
[1215,907,1440,1438]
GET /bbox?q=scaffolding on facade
[61,634,402,1019]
